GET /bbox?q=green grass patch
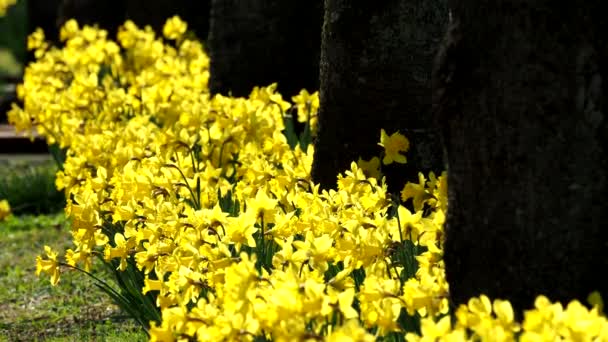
[0,213,65,232]
[0,160,65,215]
[0,214,147,341]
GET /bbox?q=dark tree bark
[312,0,448,192]
[125,0,210,40]
[207,0,322,97]
[57,0,126,38]
[434,1,608,315]
[27,0,62,49]
[28,0,62,41]
[58,1,209,41]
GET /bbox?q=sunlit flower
[0,199,10,221]
[36,246,61,285]
[163,15,188,40]
[378,129,409,165]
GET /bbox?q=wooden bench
[0,124,48,154]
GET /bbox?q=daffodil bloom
[407,315,452,341]
[163,15,188,40]
[103,233,133,271]
[36,246,61,285]
[357,156,382,179]
[291,89,319,131]
[26,28,48,56]
[225,211,258,251]
[246,188,278,224]
[378,129,410,165]
[401,172,433,211]
[327,319,375,342]
[0,199,10,221]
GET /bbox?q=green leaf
[282,109,299,149]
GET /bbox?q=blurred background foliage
[0,0,26,77]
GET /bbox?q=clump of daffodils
[14,17,608,341]
[407,294,608,342]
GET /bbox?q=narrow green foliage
[281,105,314,151]
[282,108,300,150]
[93,220,161,332]
[48,143,67,170]
[218,188,240,217]
[299,120,313,151]
[0,160,65,215]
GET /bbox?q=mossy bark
[207,0,322,97]
[312,0,448,192]
[434,0,608,315]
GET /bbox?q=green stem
[162,163,200,209]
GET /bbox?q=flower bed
[10,17,608,341]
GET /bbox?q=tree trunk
[312,0,448,193]
[58,1,209,41]
[207,0,322,97]
[434,1,608,315]
[57,0,126,38]
[125,0,210,40]
[27,0,62,44]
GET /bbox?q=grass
[0,159,65,216]
[0,213,147,341]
